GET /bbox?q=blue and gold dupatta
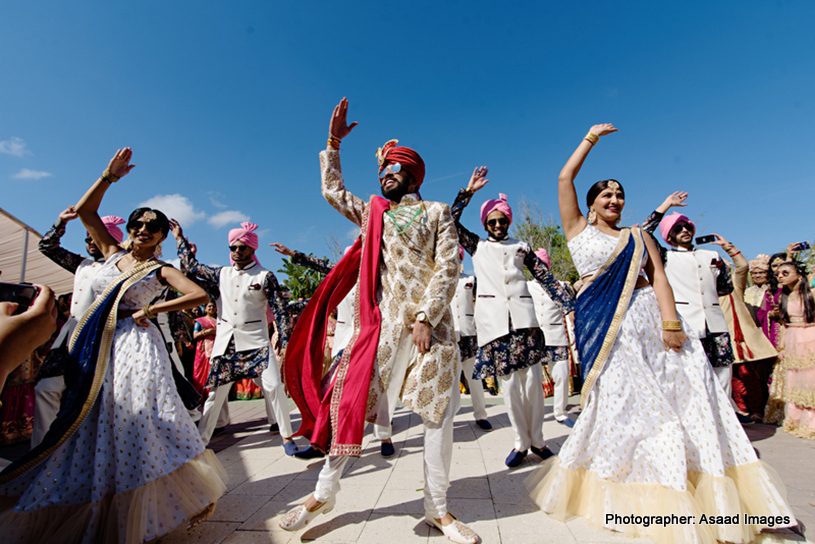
[575,227,644,408]
[0,260,163,484]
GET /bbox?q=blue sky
[2,1,814,278]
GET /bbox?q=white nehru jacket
[212,262,273,358]
[664,247,728,338]
[451,273,477,341]
[472,238,539,347]
[71,258,105,320]
[527,280,569,347]
[332,285,356,358]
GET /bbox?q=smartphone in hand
[792,241,812,251]
[0,282,40,315]
[695,235,716,245]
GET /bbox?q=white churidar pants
[461,356,488,421]
[712,365,739,412]
[499,363,545,451]
[550,358,570,422]
[198,353,290,445]
[31,376,65,448]
[316,328,460,519]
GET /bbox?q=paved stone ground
[151,394,814,544]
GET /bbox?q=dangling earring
[587,208,597,225]
[153,242,163,258]
[122,235,133,251]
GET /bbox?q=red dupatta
[285,196,388,456]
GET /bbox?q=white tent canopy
[0,207,75,295]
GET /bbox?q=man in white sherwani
[173,221,298,454]
[527,248,575,428]
[451,248,492,430]
[640,201,737,404]
[280,98,478,544]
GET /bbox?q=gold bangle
[584,132,599,146]
[327,138,340,149]
[142,304,157,320]
[102,168,120,183]
[662,320,682,331]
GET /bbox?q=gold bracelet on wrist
[102,168,120,184]
[584,132,600,146]
[327,136,341,149]
[662,320,682,331]
[142,304,157,320]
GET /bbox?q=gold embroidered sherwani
[320,148,460,424]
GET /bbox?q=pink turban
[228,222,260,265]
[95,215,125,244]
[535,248,551,269]
[480,193,513,227]
[659,212,695,245]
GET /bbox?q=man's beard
[381,180,411,202]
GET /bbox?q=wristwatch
[415,311,429,324]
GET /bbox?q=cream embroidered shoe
[279,497,336,531]
[425,513,479,544]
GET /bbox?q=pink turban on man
[228,221,261,265]
[659,212,695,245]
[376,139,426,188]
[535,248,551,269]
[480,193,513,227]
[97,215,125,244]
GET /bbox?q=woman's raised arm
[76,148,136,260]
[559,124,616,240]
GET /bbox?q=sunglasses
[229,245,251,252]
[130,220,162,234]
[487,218,509,227]
[84,236,94,244]
[379,162,402,179]
[670,223,693,235]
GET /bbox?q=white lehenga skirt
[527,287,795,544]
[0,319,227,544]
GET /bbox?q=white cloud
[13,168,52,180]
[208,210,250,228]
[165,257,181,269]
[346,226,361,240]
[0,137,30,157]
[138,194,206,226]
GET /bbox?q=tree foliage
[277,256,328,300]
[512,196,579,283]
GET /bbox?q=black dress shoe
[294,446,326,460]
[269,423,280,433]
[475,419,493,431]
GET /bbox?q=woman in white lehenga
[0,148,227,543]
[526,125,796,544]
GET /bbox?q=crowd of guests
[0,101,811,544]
